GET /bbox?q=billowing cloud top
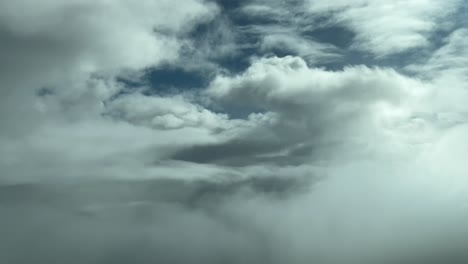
[1,0,468,263]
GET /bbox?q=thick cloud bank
[1,0,468,263]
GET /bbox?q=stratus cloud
[307,0,463,56]
[2,142,468,264]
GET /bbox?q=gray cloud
[1,0,468,263]
[2,157,468,264]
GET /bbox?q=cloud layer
[1,0,468,263]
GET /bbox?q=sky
[0,0,468,263]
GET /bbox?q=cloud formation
[1,0,468,263]
[307,0,463,56]
[0,0,217,135]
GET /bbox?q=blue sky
[139,0,468,95]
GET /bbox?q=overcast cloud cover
[1,0,468,263]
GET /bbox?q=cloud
[2,151,468,263]
[193,56,429,166]
[307,0,463,56]
[405,28,468,126]
[0,0,218,135]
[1,1,468,263]
[259,32,342,63]
[105,93,233,130]
[410,28,468,77]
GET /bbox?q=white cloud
[406,28,468,125]
[209,56,424,105]
[2,1,468,263]
[106,93,234,131]
[413,28,468,77]
[206,56,430,163]
[307,0,462,56]
[260,32,342,63]
[0,0,217,78]
[0,0,218,135]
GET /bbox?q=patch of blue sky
[123,0,468,118]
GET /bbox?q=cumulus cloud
[1,0,468,263]
[0,0,217,135]
[195,56,429,166]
